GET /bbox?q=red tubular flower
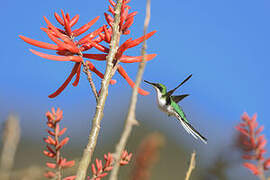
[43,108,75,179]
[82,0,157,95]
[20,10,103,98]
[117,65,149,95]
[89,150,132,180]
[235,112,270,178]
[20,0,157,97]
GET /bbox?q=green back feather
[171,100,189,123]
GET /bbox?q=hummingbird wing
[177,116,208,144]
[166,74,192,97]
[171,94,189,103]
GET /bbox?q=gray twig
[109,0,152,179]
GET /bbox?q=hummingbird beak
[144,80,158,87]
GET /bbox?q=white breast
[155,89,175,115]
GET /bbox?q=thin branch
[109,0,152,179]
[0,114,20,180]
[82,62,99,102]
[185,151,196,180]
[75,1,123,179]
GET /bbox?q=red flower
[236,112,270,177]
[43,108,75,180]
[19,11,108,98]
[89,150,132,180]
[83,0,157,95]
[20,0,156,98]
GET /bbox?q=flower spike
[236,112,270,178]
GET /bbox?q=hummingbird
[144,74,207,144]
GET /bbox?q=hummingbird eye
[156,84,163,91]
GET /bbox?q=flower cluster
[89,150,132,180]
[19,0,156,98]
[131,133,165,180]
[43,108,75,180]
[235,112,270,177]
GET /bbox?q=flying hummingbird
[144,74,207,144]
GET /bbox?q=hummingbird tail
[178,118,207,144]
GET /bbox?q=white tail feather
[176,115,207,144]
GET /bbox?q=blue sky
[1,0,270,153]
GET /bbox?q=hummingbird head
[144,80,167,95]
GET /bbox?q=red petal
[63,176,76,180]
[116,38,132,58]
[242,154,254,160]
[242,112,250,122]
[104,13,114,27]
[109,0,116,6]
[61,10,72,36]
[257,139,267,150]
[235,126,249,137]
[48,63,80,98]
[58,127,67,136]
[120,54,157,63]
[70,14,80,27]
[123,29,131,35]
[122,16,134,31]
[255,126,264,135]
[243,162,260,175]
[251,113,257,123]
[54,12,64,26]
[90,42,110,53]
[46,162,57,169]
[87,61,116,85]
[41,28,78,53]
[43,150,55,158]
[116,30,157,58]
[83,54,107,60]
[30,49,82,62]
[103,25,112,43]
[56,137,69,150]
[19,35,59,50]
[91,164,97,175]
[98,173,108,178]
[72,16,100,37]
[46,145,56,155]
[264,158,270,170]
[62,160,75,168]
[66,13,71,22]
[120,7,129,28]
[108,5,115,15]
[47,129,55,136]
[72,62,81,86]
[117,65,149,95]
[78,26,104,45]
[126,11,138,20]
[44,171,56,178]
[127,30,157,49]
[43,16,74,45]
[96,159,103,172]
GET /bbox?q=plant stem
[0,114,20,180]
[75,1,123,179]
[82,62,99,102]
[185,151,196,180]
[109,0,152,179]
[55,124,62,180]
